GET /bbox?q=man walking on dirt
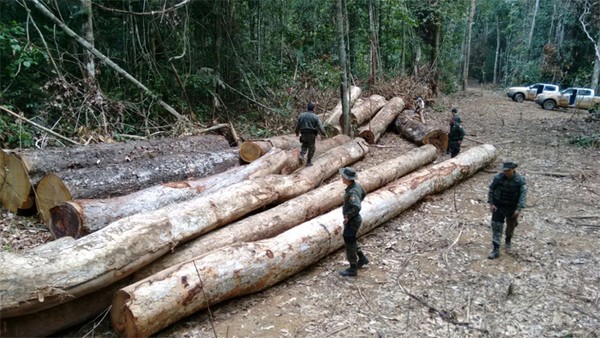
[339,167,369,277]
[487,161,527,259]
[295,102,326,167]
[447,115,465,158]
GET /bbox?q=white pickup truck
[506,83,560,103]
[534,87,600,113]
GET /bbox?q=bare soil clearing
[2,86,599,337]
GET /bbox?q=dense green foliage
[0,0,597,147]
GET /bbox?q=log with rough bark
[34,149,240,203]
[239,134,300,163]
[324,86,362,136]
[394,111,448,151]
[0,138,369,318]
[135,144,438,278]
[47,149,290,238]
[338,94,387,127]
[279,134,351,174]
[8,134,231,178]
[358,97,405,144]
[111,144,497,337]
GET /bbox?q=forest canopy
[0,0,598,148]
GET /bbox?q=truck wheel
[514,93,525,103]
[542,100,556,110]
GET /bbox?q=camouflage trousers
[343,216,364,265]
[491,207,519,246]
[299,132,317,162]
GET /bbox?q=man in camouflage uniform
[487,161,527,259]
[295,102,327,167]
[339,167,369,277]
[447,115,465,158]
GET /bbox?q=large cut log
[34,148,240,203]
[7,134,231,178]
[394,111,448,151]
[111,144,498,337]
[338,94,387,127]
[135,144,438,278]
[239,134,300,163]
[0,138,369,318]
[324,86,362,136]
[47,149,290,238]
[0,153,35,214]
[279,134,351,174]
[358,97,405,144]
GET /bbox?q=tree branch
[0,106,80,145]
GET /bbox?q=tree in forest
[577,0,600,91]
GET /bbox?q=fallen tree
[0,153,35,214]
[338,94,387,127]
[0,138,369,318]
[239,134,300,163]
[324,86,362,136]
[47,149,290,238]
[394,111,448,151]
[135,144,438,278]
[111,144,497,337]
[358,97,405,144]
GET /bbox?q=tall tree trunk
[324,86,362,136]
[527,0,540,54]
[336,0,351,136]
[368,0,380,86]
[493,15,500,84]
[593,54,600,93]
[81,0,95,80]
[111,145,498,338]
[0,139,369,318]
[462,0,476,91]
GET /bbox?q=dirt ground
[2,86,600,337]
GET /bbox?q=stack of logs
[0,92,491,338]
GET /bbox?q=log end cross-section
[35,173,73,226]
[0,153,34,214]
[49,201,83,239]
[239,141,265,163]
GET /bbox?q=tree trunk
[0,138,369,318]
[358,97,404,144]
[47,149,290,239]
[394,112,448,151]
[462,0,475,91]
[111,144,497,338]
[493,15,500,84]
[239,134,300,163]
[135,145,438,279]
[35,148,239,200]
[527,0,540,54]
[338,94,387,127]
[9,134,230,179]
[324,86,362,136]
[0,153,35,214]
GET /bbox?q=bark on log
[0,138,369,318]
[47,149,290,238]
[136,145,438,278]
[358,97,405,144]
[111,144,497,337]
[394,112,449,151]
[324,86,362,136]
[8,134,231,178]
[279,135,351,174]
[34,148,240,201]
[338,94,387,127]
[239,134,300,163]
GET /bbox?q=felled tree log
[338,94,387,127]
[0,138,369,318]
[358,97,405,144]
[239,134,300,163]
[34,149,240,203]
[279,135,351,174]
[47,149,290,238]
[8,134,231,178]
[111,144,497,338]
[0,153,35,214]
[394,111,448,151]
[324,86,362,136]
[136,144,438,278]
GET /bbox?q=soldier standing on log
[487,161,527,259]
[295,102,326,167]
[339,167,369,277]
[447,115,465,158]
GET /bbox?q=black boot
[505,237,512,250]
[339,264,358,277]
[305,160,313,167]
[357,252,369,268]
[488,243,500,259]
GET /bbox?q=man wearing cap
[339,167,369,277]
[447,115,465,158]
[487,161,527,259]
[295,102,327,167]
